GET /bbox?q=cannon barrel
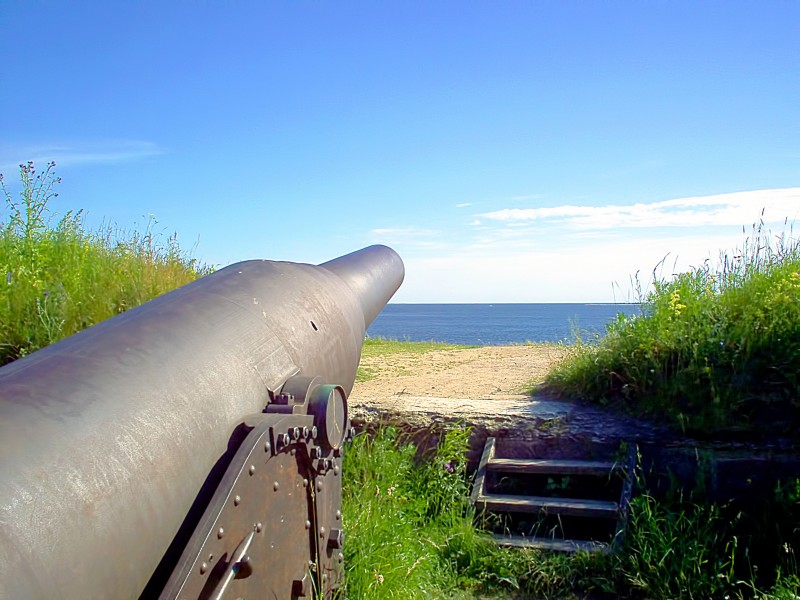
[0,245,404,599]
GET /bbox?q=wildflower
[668,290,687,316]
[373,571,384,585]
[386,485,396,496]
[444,462,455,473]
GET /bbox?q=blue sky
[1,1,798,302]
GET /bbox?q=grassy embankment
[546,224,800,439]
[0,162,209,365]
[4,163,799,597]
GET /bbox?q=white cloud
[0,140,163,172]
[369,227,438,239]
[455,202,473,208]
[477,188,800,230]
[368,187,800,302]
[392,229,770,303]
[368,226,451,251]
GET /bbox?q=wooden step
[487,457,619,476]
[491,534,611,553]
[475,493,619,518]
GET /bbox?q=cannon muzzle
[0,245,403,599]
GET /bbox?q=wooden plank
[487,458,618,476]
[470,437,496,505]
[475,493,619,518]
[492,534,611,554]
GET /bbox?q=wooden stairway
[471,438,637,553]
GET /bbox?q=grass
[356,337,477,382]
[342,428,800,599]
[544,222,800,438]
[0,161,210,364]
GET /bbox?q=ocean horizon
[367,303,640,346]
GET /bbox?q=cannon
[0,245,404,599]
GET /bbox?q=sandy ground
[348,345,572,427]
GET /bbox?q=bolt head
[234,495,241,506]
[217,527,225,539]
[248,464,256,475]
[200,562,208,574]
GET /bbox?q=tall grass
[342,428,800,599]
[0,161,210,364]
[545,222,800,437]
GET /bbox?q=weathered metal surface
[161,413,322,599]
[0,245,403,600]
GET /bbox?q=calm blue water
[367,303,640,346]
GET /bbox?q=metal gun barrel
[0,245,403,599]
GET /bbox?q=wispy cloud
[368,226,450,251]
[0,140,163,172]
[455,202,473,208]
[477,188,800,230]
[510,194,544,202]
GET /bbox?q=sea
[366,303,641,346]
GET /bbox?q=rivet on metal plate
[248,464,256,475]
[217,527,225,539]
